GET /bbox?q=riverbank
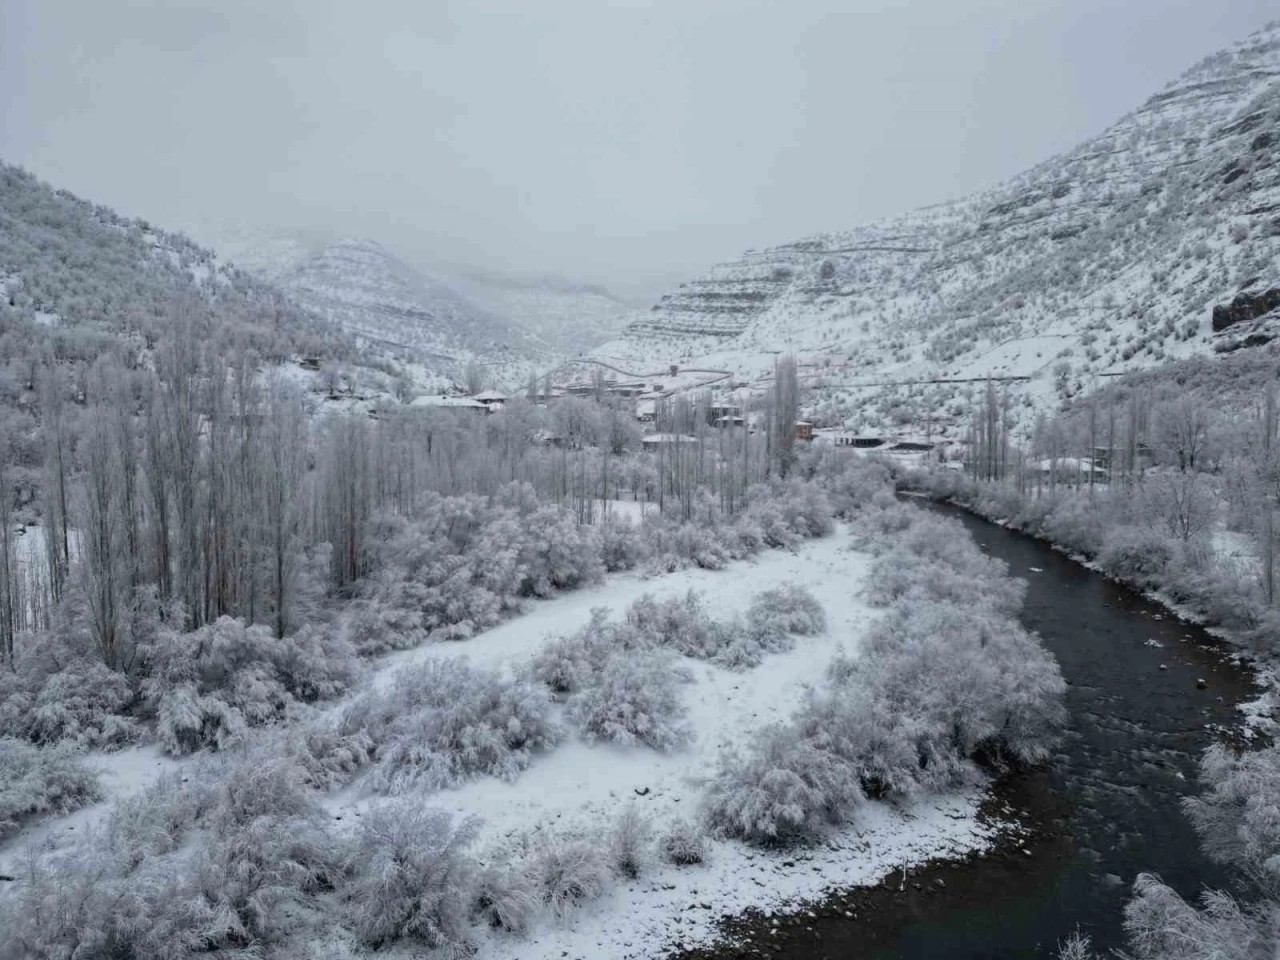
[667,502,1261,959]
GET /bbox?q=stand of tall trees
[0,330,816,674]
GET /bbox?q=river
[681,504,1262,958]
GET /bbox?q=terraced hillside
[606,23,1280,432]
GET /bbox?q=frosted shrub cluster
[658,816,708,865]
[344,803,481,952]
[530,585,826,749]
[567,648,692,750]
[0,738,101,838]
[626,590,738,659]
[910,469,1262,635]
[340,656,559,793]
[639,479,834,573]
[143,616,360,755]
[624,584,826,669]
[530,608,692,750]
[358,488,607,652]
[354,479,835,655]
[0,654,137,749]
[858,511,1026,615]
[705,499,1066,845]
[703,724,864,844]
[1,751,344,960]
[0,734,646,959]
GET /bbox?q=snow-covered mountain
[0,162,342,358]
[603,23,1280,431]
[264,238,525,363]
[198,224,641,368]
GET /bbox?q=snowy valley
[601,24,1280,442]
[5,11,1280,960]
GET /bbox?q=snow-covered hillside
[0,163,332,349]
[604,23,1280,433]
[196,224,642,373]
[267,238,528,364]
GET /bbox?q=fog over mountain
[2,1,1274,295]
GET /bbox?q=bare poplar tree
[262,379,308,637]
[39,360,70,602]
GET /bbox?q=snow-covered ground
[338,529,998,958]
[0,528,1001,957]
[0,744,180,876]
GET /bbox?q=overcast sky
[2,1,1275,299]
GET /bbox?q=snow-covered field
[0,527,1000,958]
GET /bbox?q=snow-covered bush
[271,623,362,702]
[818,454,894,516]
[710,585,827,670]
[190,805,345,950]
[658,817,708,866]
[599,514,649,571]
[345,803,480,952]
[1119,873,1268,960]
[568,648,692,751]
[285,723,375,791]
[1183,742,1280,889]
[609,805,654,879]
[626,590,736,660]
[1097,524,1177,587]
[0,738,101,838]
[345,598,427,656]
[527,832,612,918]
[144,616,360,755]
[470,858,541,936]
[849,600,1067,770]
[1037,494,1108,558]
[0,750,338,960]
[516,505,606,596]
[703,725,863,845]
[344,657,559,794]
[747,583,827,640]
[865,549,1025,615]
[0,656,137,749]
[769,478,836,539]
[106,767,216,865]
[529,609,691,750]
[529,608,638,694]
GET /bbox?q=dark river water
[683,505,1263,959]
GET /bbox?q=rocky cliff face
[607,23,1280,422]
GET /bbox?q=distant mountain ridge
[195,224,643,365]
[604,22,1280,429]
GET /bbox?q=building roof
[641,433,699,445]
[408,395,487,409]
[471,390,507,402]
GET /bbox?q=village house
[606,382,647,398]
[641,433,699,451]
[408,395,489,413]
